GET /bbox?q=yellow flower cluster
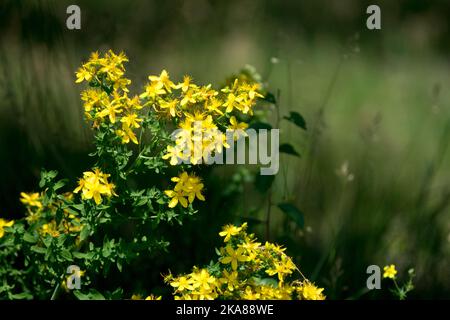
[76,50,130,90]
[162,112,230,165]
[76,51,144,144]
[0,217,14,239]
[164,172,205,208]
[164,223,325,300]
[19,192,83,238]
[138,70,263,166]
[76,50,264,157]
[74,168,117,205]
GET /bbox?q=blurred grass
[1,0,450,299]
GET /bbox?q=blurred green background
[1,0,450,299]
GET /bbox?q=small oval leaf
[277,202,305,229]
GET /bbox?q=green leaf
[254,174,275,193]
[109,288,124,300]
[277,202,304,229]
[30,246,47,254]
[279,143,301,157]
[80,225,91,241]
[60,249,72,261]
[39,170,58,188]
[23,232,38,244]
[62,206,79,216]
[55,208,64,225]
[264,92,277,104]
[72,252,87,259]
[9,292,33,300]
[72,204,84,211]
[284,111,307,130]
[53,179,66,191]
[73,289,106,300]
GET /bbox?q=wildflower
[228,116,248,140]
[0,218,14,238]
[219,224,242,242]
[383,264,397,279]
[298,282,325,300]
[242,286,260,300]
[140,81,166,100]
[222,93,243,113]
[242,82,264,100]
[159,99,179,117]
[167,223,325,300]
[96,99,123,123]
[40,220,60,238]
[177,75,193,93]
[148,70,176,92]
[180,88,197,106]
[164,189,188,208]
[74,168,117,205]
[162,145,185,165]
[191,269,216,290]
[75,67,93,83]
[116,127,138,144]
[165,172,205,208]
[20,192,42,208]
[145,295,162,300]
[220,245,248,270]
[171,276,194,292]
[120,113,142,129]
[266,258,295,283]
[220,270,239,292]
[205,98,224,115]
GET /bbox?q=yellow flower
[191,269,216,290]
[20,192,42,208]
[140,81,166,100]
[145,294,162,300]
[75,67,93,83]
[74,169,116,205]
[40,220,60,238]
[383,264,397,279]
[222,93,243,113]
[96,101,122,123]
[180,88,197,106]
[220,245,248,270]
[0,218,14,238]
[228,116,248,140]
[205,98,224,115]
[159,99,179,117]
[242,82,264,100]
[116,126,138,144]
[164,189,188,208]
[177,75,193,93]
[120,113,142,129]
[242,286,260,300]
[165,172,205,208]
[299,282,325,300]
[220,270,239,292]
[266,259,294,283]
[162,145,186,165]
[219,224,242,242]
[171,276,194,292]
[148,70,176,92]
